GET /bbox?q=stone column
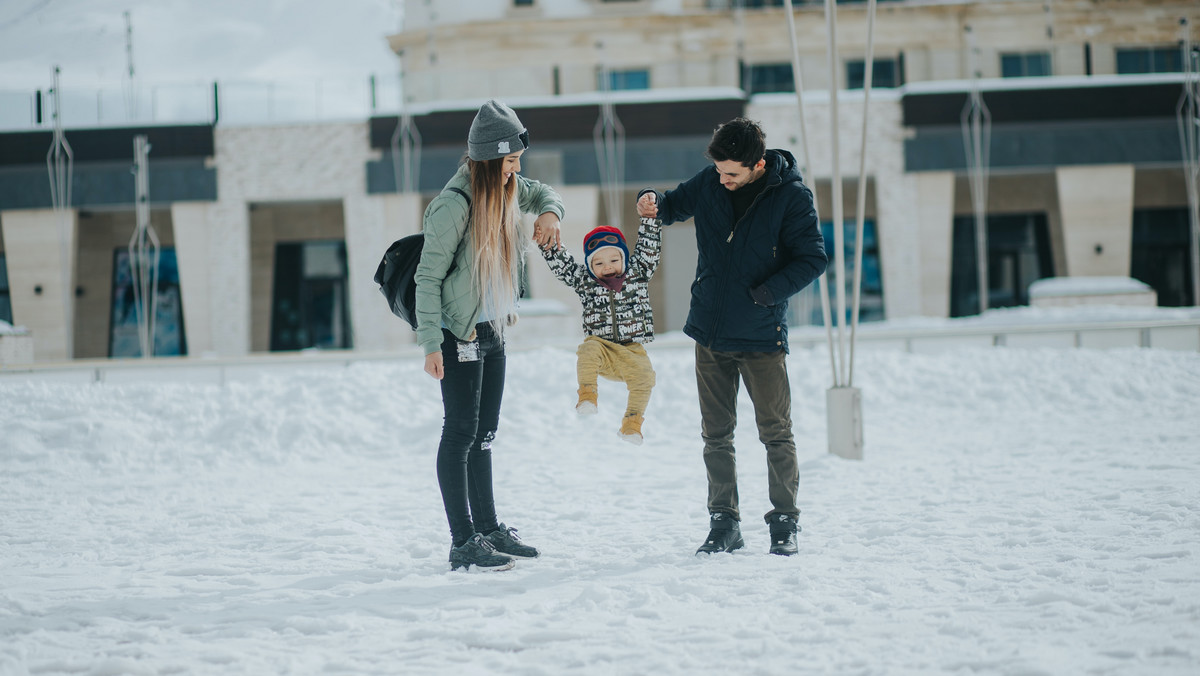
[169,200,251,357]
[875,172,955,319]
[914,172,956,317]
[1055,165,1135,277]
[343,192,423,352]
[209,202,252,356]
[170,202,215,356]
[0,208,77,362]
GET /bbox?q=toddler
[540,219,662,444]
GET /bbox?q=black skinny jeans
[436,323,505,547]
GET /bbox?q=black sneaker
[695,513,744,554]
[483,523,540,559]
[449,533,515,572]
[768,513,800,556]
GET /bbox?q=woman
[414,99,564,572]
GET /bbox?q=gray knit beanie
[467,99,529,161]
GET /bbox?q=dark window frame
[1131,207,1195,306]
[1115,45,1184,74]
[743,62,794,95]
[846,57,903,89]
[1000,51,1052,77]
[108,247,188,357]
[269,240,353,352]
[793,218,885,326]
[599,68,650,91]
[950,213,1055,317]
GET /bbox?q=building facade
[0,0,1196,362]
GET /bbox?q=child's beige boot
[618,414,644,445]
[576,384,598,415]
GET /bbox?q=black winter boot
[768,513,800,556]
[695,513,744,554]
[449,534,515,571]
[483,523,540,559]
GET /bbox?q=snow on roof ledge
[902,72,1187,96]
[1028,276,1153,298]
[400,87,747,116]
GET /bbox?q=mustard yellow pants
[577,336,656,418]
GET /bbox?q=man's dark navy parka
[649,148,827,353]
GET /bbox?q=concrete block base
[0,330,35,366]
[827,386,864,461]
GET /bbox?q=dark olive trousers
[695,343,799,523]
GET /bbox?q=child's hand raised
[636,191,658,219]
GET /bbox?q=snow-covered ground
[2,324,1198,675]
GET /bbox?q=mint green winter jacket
[414,163,565,355]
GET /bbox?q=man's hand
[533,212,562,249]
[636,191,658,220]
[424,351,444,380]
[751,285,775,307]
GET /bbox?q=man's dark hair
[706,117,766,168]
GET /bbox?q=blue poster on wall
[110,248,187,357]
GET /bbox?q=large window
[1116,46,1183,74]
[270,240,352,351]
[846,58,903,89]
[109,248,187,357]
[790,219,884,326]
[744,63,794,95]
[1001,51,1051,77]
[599,69,649,91]
[0,254,11,325]
[950,213,1054,317]
[1131,208,1195,307]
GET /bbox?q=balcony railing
[0,75,403,131]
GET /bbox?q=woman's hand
[424,351,444,380]
[636,191,658,219]
[533,212,562,249]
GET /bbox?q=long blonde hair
[468,157,523,334]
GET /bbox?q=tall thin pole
[123,11,138,120]
[45,65,74,360]
[390,53,421,194]
[824,0,848,386]
[962,25,991,314]
[849,0,878,387]
[1178,17,1200,307]
[594,40,626,230]
[783,0,838,386]
[129,135,161,358]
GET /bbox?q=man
[636,117,827,556]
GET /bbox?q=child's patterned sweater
[540,219,662,344]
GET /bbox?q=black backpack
[374,187,469,330]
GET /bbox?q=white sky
[0,0,403,92]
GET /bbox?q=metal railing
[0,75,403,131]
